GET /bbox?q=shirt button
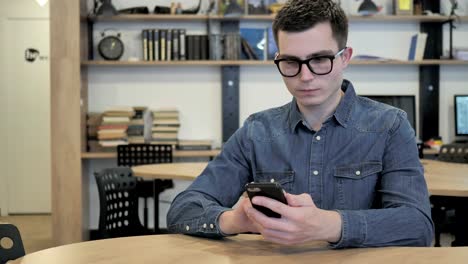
[270,178,275,183]
[316,136,321,141]
[355,171,361,176]
[313,170,319,175]
[203,223,207,228]
[210,224,214,229]
[185,225,190,231]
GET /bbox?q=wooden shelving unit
[88,14,454,23]
[82,59,468,67]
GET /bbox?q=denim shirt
[167,80,434,248]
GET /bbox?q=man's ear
[341,47,353,68]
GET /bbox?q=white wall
[0,0,49,216]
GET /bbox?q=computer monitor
[361,95,416,130]
[454,95,468,137]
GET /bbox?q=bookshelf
[51,0,468,245]
[88,14,454,23]
[82,59,468,66]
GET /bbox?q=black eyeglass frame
[274,48,347,77]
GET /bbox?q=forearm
[167,190,231,238]
[331,206,433,248]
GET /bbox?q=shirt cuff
[329,210,367,249]
[167,206,233,238]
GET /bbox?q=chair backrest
[117,144,172,167]
[439,144,468,163]
[94,168,149,238]
[0,224,26,263]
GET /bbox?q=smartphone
[245,182,288,218]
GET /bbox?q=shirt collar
[289,79,356,132]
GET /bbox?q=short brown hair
[272,0,348,50]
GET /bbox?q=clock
[98,31,124,60]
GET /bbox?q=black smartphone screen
[245,182,287,218]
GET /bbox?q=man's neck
[299,89,344,131]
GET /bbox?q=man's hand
[219,197,260,235]
[245,193,342,245]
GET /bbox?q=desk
[422,159,468,197]
[133,160,468,197]
[422,160,468,246]
[11,234,468,263]
[133,162,206,181]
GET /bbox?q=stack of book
[127,106,148,144]
[98,106,134,149]
[177,139,213,150]
[87,112,103,152]
[151,108,180,146]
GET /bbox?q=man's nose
[299,63,315,81]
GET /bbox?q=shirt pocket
[333,162,382,210]
[254,170,295,193]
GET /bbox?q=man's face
[276,22,352,110]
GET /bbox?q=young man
[167,0,433,248]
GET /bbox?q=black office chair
[0,224,26,263]
[116,144,174,233]
[431,143,468,247]
[94,167,154,238]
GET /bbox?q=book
[240,27,266,60]
[160,29,167,61]
[153,29,159,61]
[151,126,179,132]
[179,29,186,60]
[142,29,148,61]
[241,38,258,60]
[177,139,213,150]
[152,132,179,139]
[172,29,179,60]
[209,34,223,60]
[152,119,181,126]
[148,30,154,61]
[99,140,128,147]
[167,29,172,61]
[408,32,427,61]
[102,116,131,124]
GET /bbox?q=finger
[245,206,293,233]
[251,196,290,217]
[285,193,314,207]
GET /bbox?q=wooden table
[11,234,468,263]
[422,159,468,197]
[133,162,206,181]
[133,159,468,197]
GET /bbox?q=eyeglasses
[274,48,346,77]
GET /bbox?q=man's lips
[297,88,320,93]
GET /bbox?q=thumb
[285,193,315,207]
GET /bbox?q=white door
[5,18,51,213]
